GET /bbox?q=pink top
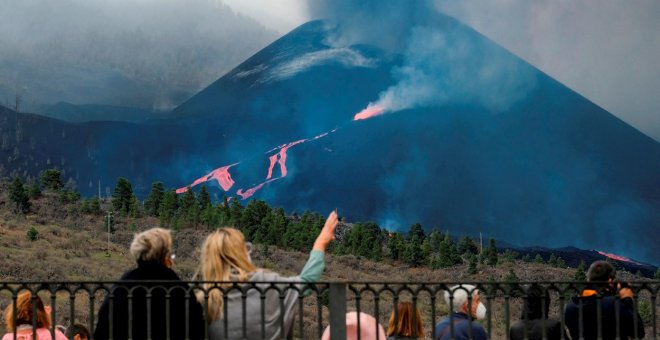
[2,328,68,340]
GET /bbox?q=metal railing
[0,281,657,339]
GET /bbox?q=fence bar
[328,283,347,340]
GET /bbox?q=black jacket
[564,292,645,340]
[510,319,564,340]
[510,288,565,340]
[94,262,205,340]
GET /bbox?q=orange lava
[176,163,237,193]
[596,250,639,264]
[353,105,384,121]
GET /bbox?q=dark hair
[522,285,550,320]
[587,260,616,283]
[66,323,90,339]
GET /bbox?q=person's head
[321,312,386,340]
[198,227,256,321]
[522,285,551,320]
[444,284,487,320]
[587,260,616,283]
[4,291,51,331]
[66,323,90,340]
[387,301,424,337]
[130,227,173,267]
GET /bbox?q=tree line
[6,169,658,279]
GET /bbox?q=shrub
[26,227,39,241]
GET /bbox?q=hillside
[0,177,658,338]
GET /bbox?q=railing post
[328,283,347,340]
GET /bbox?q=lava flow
[176,163,237,193]
[179,103,381,199]
[596,250,640,264]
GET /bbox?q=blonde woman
[197,210,338,339]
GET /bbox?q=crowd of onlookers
[1,211,649,339]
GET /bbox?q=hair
[522,285,551,320]
[66,323,90,339]
[444,284,479,313]
[587,260,616,283]
[387,301,424,337]
[4,291,51,331]
[197,227,256,322]
[129,227,172,263]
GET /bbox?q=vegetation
[0,170,656,281]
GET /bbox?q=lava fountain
[353,104,384,121]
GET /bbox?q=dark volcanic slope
[171,19,660,263]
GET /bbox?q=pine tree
[112,177,133,215]
[521,254,532,262]
[458,236,479,255]
[534,254,544,263]
[655,268,660,280]
[40,169,63,191]
[467,253,478,275]
[403,234,424,267]
[408,223,425,240]
[487,238,498,267]
[180,188,199,227]
[9,177,30,213]
[129,194,140,218]
[505,269,520,283]
[387,233,404,261]
[574,260,587,281]
[198,185,211,210]
[159,190,179,227]
[229,198,243,228]
[144,182,165,216]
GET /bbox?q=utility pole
[106,211,113,257]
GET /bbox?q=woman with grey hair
[94,228,204,340]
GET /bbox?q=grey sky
[227,0,660,141]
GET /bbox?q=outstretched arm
[299,210,339,282]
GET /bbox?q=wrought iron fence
[0,281,657,339]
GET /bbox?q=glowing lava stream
[178,103,382,199]
[596,250,640,265]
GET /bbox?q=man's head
[444,284,487,320]
[130,228,173,266]
[66,323,90,340]
[587,261,616,282]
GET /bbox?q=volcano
[171,18,660,263]
[4,16,659,263]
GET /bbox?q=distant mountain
[39,102,172,123]
[0,0,277,112]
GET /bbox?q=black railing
[0,281,657,339]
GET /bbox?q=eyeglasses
[245,242,253,254]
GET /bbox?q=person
[197,210,338,340]
[321,312,387,340]
[564,260,645,340]
[2,291,67,340]
[387,301,425,339]
[434,284,488,340]
[94,227,204,340]
[65,324,90,340]
[510,285,565,340]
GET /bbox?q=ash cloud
[307,0,537,114]
[0,0,277,111]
